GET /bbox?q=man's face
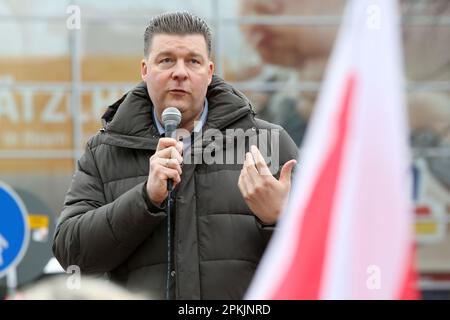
[141,34,214,130]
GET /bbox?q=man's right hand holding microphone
[146,138,184,207]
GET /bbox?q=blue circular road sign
[0,182,30,279]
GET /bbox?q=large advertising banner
[0,56,139,172]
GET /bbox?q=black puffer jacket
[53,76,298,299]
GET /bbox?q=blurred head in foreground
[12,275,150,300]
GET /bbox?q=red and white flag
[246,0,419,299]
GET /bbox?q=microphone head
[162,107,182,128]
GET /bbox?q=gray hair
[144,12,212,58]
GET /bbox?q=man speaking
[53,12,297,299]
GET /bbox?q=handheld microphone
[162,107,182,139]
[162,107,182,191]
[161,107,182,300]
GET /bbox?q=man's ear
[141,59,148,81]
[207,61,215,85]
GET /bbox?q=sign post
[0,182,30,296]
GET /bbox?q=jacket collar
[100,75,255,150]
